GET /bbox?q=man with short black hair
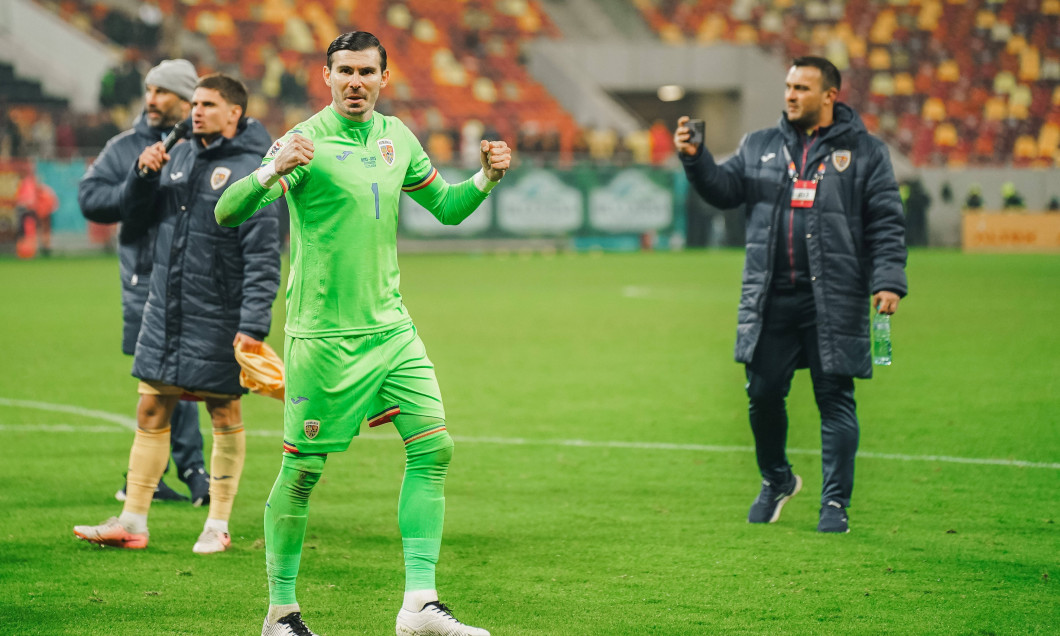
[675,56,907,533]
[217,31,509,636]
[75,73,281,554]
[79,58,209,506]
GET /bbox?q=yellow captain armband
[471,168,500,194]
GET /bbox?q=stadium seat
[631,0,1059,166]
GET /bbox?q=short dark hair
[327,31,387,71]
[196,73,248,116]
[791,56,841,92]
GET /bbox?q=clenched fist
[480,140,512,182]
[272,134,315,176]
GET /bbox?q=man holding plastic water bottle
[674,56,907,533]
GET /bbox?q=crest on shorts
[831,150,852,173]
[378,139,395,166]
[210,167,232,190]
[303,419,320,439]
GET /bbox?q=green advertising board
[400,165,681,239]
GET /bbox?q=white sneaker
[73,517,149,549]
[396,602,490,636]
[261,612,318,636]
[192,526,231,554]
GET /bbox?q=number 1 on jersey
[372,182,380,219]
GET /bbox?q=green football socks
[263,415,453,607]
[264,451,326,606]
[395,415,454,593]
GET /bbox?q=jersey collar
[327,106,376,131]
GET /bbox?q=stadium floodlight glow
[657,85,685,102]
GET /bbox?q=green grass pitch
[0,249,1057,634]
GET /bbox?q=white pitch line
[0,398,138,430]
[2,398,1058,470]
[0,424,134,434]
[620,285,691,301]
[445,436,1060,470]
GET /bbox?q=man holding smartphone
[674,56,907,533]
[685,119,705,147]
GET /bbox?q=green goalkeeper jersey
[216,106,491,338]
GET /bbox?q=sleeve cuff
[472,168,499,194]
[256,163,280,189]
[678,146,705,165]
[239,328,268,341]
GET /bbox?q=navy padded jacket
[681,103,907,378]
[121,119,281,395]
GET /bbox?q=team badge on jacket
[831,150,852,172]
[304,419,320,439]
[211,166,232,190]
[378,139,395,166]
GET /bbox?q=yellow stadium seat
[983,96,1007,121]
[869,47,892,70]
[937,59,961,82]
[1019,46,1040,82]
[1037,122,1059,158]
[1013,134,1038,161]
[894,72,916,96]
[934,122,959,147]
[922,97,947,121]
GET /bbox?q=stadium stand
[9,0,584,164]
[633,0,1060,168]
[2,0,1057,187]
[5,1,1056,169]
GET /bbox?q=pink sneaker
[74,517,149,549]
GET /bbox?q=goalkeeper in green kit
[216,31,510,636]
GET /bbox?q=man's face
[190,87,241,141]
[143,85,189,128]
[324,48,389,122]
[783,66,835,131]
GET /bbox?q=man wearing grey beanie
[143,59,198,103]
[78,59,210,507]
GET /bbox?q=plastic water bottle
[872,311,892,366]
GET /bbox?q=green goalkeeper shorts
[282,322,445,454]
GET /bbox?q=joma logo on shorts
[290,396,308,405]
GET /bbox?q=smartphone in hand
[687,119,705,146]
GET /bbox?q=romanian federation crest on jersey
[303,419,320,439]
[378,139,395,166]
[210,167,232,190]
[831,150,852,172]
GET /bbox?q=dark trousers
[745,290,859,507]
[169,400,205,482]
